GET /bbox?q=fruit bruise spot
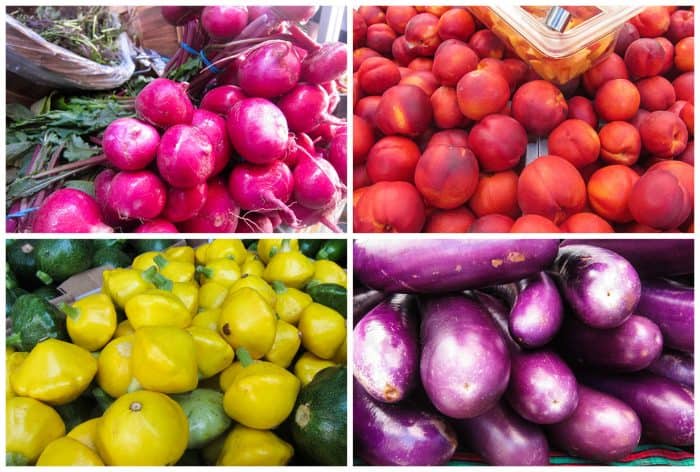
[507,251,526,263]
[222,323,231,335]
[384,384,399,402]
[491,258,504,268]
[295,403,311,428]
[130,401,143,412]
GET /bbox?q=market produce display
[6,238,347,466]
[353,239,694,465]
[7,6,347,233]
[353,6,694,233]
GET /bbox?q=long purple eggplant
[579,372,694,446]
[353,284,385,325]
[353,380,457,466]
[635,278,694,353]
[554,244,641,328]
[559,315,663,372]
[419,294,510,418]
[546,385,642,463]
[353,294,418,403]
[354,239,559,293]
[454,401,550,466]
[471,291,518,351]
[561,239,693,277]
[647,351,694,389]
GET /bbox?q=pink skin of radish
[236,212,275,233]
[201,6,248,42]
[293,150,346,210]
[161,6,202,26]
[284,133,315,168]
[272,6,319,23]
[106,170,167,220]
[236,40,302,98]
[326,130,347,184]
[135,219,180,233]
[301,42,348,85]
[32,188,113,233]
[157,124,216,188]
[277,83,344,134]
[102,117,160,170]
[162,182,208,223]
[135,78,194,129]
[227,98,289,164]
[178,180,240,233]
[323,81,340,114]
[191,109,231,176]
[94,168,125,228]
[200,85,248,116]
[228,160,296,224]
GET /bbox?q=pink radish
[32,188,113,233]
[102,117,160,170]
[301,42,348,84]
[285,133,314,168]
[191,109,231,176]
[293,151,346,210]
[200,85,248,116]
[157,124,215,188]
[135,78,194,129]
[161,6,202,26]
[326,130,347,184]
[227,98,289,164]
[236,212,275,233]
[228,160,296,223]
[106,170,166,220]
[94,168,124,228]
[236,40,302,98]
[286,198,344,233]
[272,6,319,23]
[201,6,248,42]
[162,183,208,222]
[135,220,179,233]
[278,84,339,134]
[179,180,239,233]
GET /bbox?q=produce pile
[352,6,694,233]
[7,238,347,466]
[354,239,693,465]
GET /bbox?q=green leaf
[63,135,99,162]
[5,141,35,161]
[6,103,34,121]
[63,180,95,196]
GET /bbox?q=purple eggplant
[419,294,510,419]
[579,372,694,446]
[353,294,418,403]
[554,244,641,328]
[559,315,663,372]
[471,291,519,351]
[353,284,385,325]
[635,278,694,354]
[454,401,550,466]
[506,350,579,424]
[561,239,693,277]
[647,351,694,389]
[354,239,559,293]
[353,380,457,466]
[546,385,642,463]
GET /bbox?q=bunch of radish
[32,6,347,233]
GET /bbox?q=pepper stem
[153,255,168,269]
[35,270,53,285]
[59,303,80,320]
[236,347,254,367]
[270,280,287,294]
[196,266,214,279]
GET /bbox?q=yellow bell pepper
[132,326,198,393]
[228,274,276,306]
[191,308,221,332]
[311,260,348,287]
[198,258,241,287]
[131,251,161,271]
[6,350,28,400]
[294,352,337,387]
[96,390,189,466]
[164,245,195,264]
[219,361,249,392]
[63,293,117,352]
[114,319,135,338]
[217,425,293,466]
[125,289,191,329]
[6,396,66,465]
[272,281,313,325]
[332,337,347,364]
[102,267,153,309]
[187,326,235,378]
[134,252,195,283]
[97,335,137,398]
[36,437,104,466]
[195,243,210,265]
[67,418,100,452]
[263,241,315,289]
[223,361,300,429]
[241,255,265,277]
[11,339,97,405]
[206,239,248,265]
[218,287,277,359]
[198,281,229,310]
[298,303,347,359]
[265,320,301,368]
[172,281,199,315]
[257,239,299,264]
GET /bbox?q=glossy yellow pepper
[187,326,235,378]
[125,289,191,329]
[265,320,301,368]
[218,287,277,359]
[132,326,198,393]
[133,252,195,283]
[263,242,315,289]
[198,281,229,310]
[172,281,199,314]
[217,425,293,466]
[96,390,189,466]
[272,281,313,324]
[223,361,300,429]
[191,308,221,332]
[67,418,100,452]
[198,258,241,287]
[294,352,337,387]
[228,274,276,306]
[6,350,27,400]
[164,245,195,264]
[241,256,265,277]
[11,339,97,405]
[97,335,137,398]
[131,251,161,271]
[219,361,249,391]
[102,268,153,309]
[63,293,117,352]
[114,319,135,338]
[195,242,210,265]
[298,303,347,359]
[6,396,65,465]
[206,239,248,265]
[36,437,104,466]
[311,259,348,287]
[257,239,299,264]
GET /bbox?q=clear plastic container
[468,6,644,84]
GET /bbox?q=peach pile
[353,6,694,233]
